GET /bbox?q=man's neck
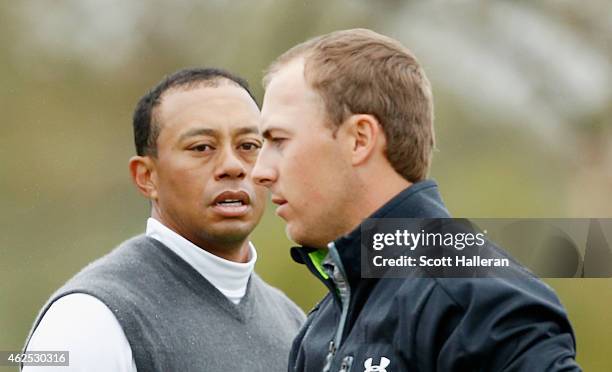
[145,217,256,304]
[348,168,413,232]
[200,241,251,263]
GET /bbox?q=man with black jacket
[252,29,581,371]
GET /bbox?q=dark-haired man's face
[147,84,265,258]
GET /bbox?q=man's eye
[191,144,214,152]
[270,138,286,147]
[239,142,261,151]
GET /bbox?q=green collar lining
[307,249,329,280]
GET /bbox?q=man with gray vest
[23,68,305,371]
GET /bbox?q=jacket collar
[291,179,450,287]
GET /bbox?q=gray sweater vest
[24,235,305,371]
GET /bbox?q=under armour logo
[364,357,390,372]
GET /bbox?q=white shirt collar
[145,217,257,304]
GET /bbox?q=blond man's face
[252,59,356,248]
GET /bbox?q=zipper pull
[339,355,354,372]
[322,341,336,372]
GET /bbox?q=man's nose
[215,148,246,180]
[251,151,277,188]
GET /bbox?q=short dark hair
[133,67,257,156]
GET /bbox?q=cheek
[166,170,197,194]
[280,143,347,202]
[158,164,207,203]
[289,168,326,206]
[252,186,267,211]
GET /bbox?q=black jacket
[290,180,580,372]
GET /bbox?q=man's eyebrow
[261,126,290,140]
[178,127,218,141]
[233,126,260,136]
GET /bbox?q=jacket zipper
[322,242,351,372]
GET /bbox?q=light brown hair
[264,28,435,182]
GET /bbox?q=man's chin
[204,220,254,242]
[286,224,326,249]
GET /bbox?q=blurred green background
[1,0,611,370]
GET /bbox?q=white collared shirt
[24,219,257,372]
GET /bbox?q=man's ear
[129,155,158,200]
[344,114,385,166]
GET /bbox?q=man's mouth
[211,190,251,217]
[271,196,287,206]
[216,199,245,207]
[271,196,288,218]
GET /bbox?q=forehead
[261,59,326,131]
[156,84,260,137]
